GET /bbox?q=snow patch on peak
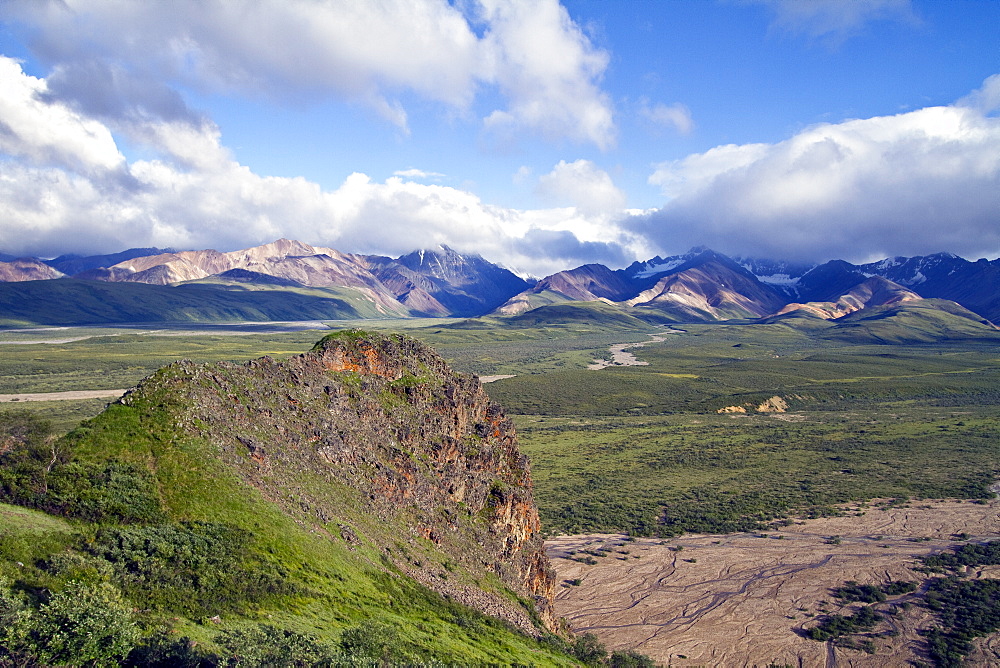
[755,273,800,287]
[898,270,927,286]
[633,257,686,279]
[875,257,906,271]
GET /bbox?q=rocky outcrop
[118,330,557,631]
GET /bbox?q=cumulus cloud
[478,0,615,148]
[0,57,633,276]
[747,0,919,42]
[640,101,694,136]
[536,159,626,216]
[0,57,124,174]
[957,73,1000,115]
[1,0,614,146]
[634,78,1000,263]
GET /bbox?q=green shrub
[83,522,296,615]
[807,605,881,642]
[339,620,409,664]
[0,409,165,524]
[124,633,218,667]
[571,633,608,666]
[609,649,657,667]
[216,625,340,666]
[24,580,139,667]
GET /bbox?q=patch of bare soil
[588,329,683,371]
[547,498,1000,666]
[0,389,126,403]
[479,375,516,383]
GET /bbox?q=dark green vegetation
[468,310,1000,536]
[0,278,404,327]
[806,605,882,644]
[832,580,917,604]
[807,541,1000,667]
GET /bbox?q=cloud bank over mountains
[638,77,1000,263]
[0,0,997,274]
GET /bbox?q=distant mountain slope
[818,299,1000,344]
[497,263,635,315]
[498,248,788,321]
[0,258,64,282]
[44,247,174,275]
[793,253,1000,322]
[861,253,1000,323]
[1,240,996,325]
[777,276,922,320]
[626,250,787,320]
[23,239,531,320]
[367,246,532,317]
[0,279,407,326]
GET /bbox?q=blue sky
[0,0,997,276]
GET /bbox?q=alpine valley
[3,239,1000,666]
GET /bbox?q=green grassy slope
[0,334,592,665]
[0,278,408,326]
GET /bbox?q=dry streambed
[547,498,1000,666]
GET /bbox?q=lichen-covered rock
[118,330,556,631]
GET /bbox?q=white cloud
[634,78,1000,263]
[0,58,633,276]
[392,169,446,181]
[747,0,919,42]
[478,0,615,148]
[957,73,1000,115]
[0,57,124,174]
[2,0,614,147]
[640,101,694,136]
[536,159,626,216]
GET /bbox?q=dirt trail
[0,389,126,403]
[547,498,1000,666]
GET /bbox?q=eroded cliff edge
[118,330,557,632]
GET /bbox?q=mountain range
[0,240,998,328]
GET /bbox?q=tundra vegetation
[1,301,999,663]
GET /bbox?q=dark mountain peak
[46,247,175,275]
[372,247,531,317]
[212,268,303,287]
[796,260,868,302]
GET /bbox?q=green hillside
[0,332,627,666]
[819,299,1000,344]
[0,279,408,326]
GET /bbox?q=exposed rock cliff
[117,330,557,632]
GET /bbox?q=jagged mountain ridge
[0,240,997,323]
[366,246,532,317]
[0,239,530,319]
[496,248,1000,324]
